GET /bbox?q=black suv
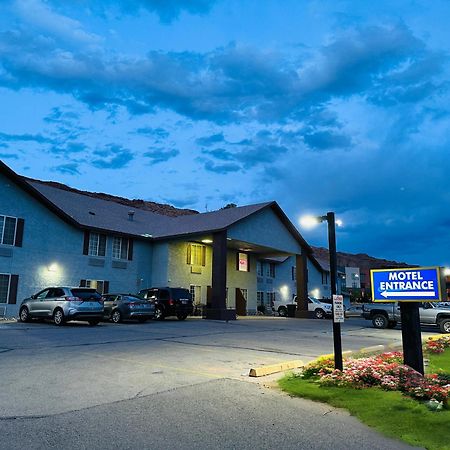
[138,287,193,321]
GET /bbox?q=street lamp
[300,212,343,371]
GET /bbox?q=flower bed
[425,336,450,354]
[302,351,450,405]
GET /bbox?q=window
[266,291,276,305]
[237,253,249,272]
[112,237,129,259]
[187,244,206,266]
[0,215,17,246]
[257,261,264,277]
[241,288,248,301]
[291,266,296,281]
[190,285,202,305]
[257,291,264,306]
[0,274,10,303]
[267,263,275,278]
[88,233,106,257]
[322,272,329,285]
[81,279,109,294]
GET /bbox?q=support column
[206,230,236,320]
[295,252,312,318]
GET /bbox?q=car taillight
[65,296,82,302]
[168,299,175,305]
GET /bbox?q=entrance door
[235,288,247,316]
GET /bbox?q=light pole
[300,212,343,371]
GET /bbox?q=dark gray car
[103,294,155,323]
[19,287,104,326]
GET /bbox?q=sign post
[333,295,345,323]
[370,267,445,375]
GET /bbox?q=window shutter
[127,238,133,261]
[83,231,90,255]
[201,245,206,266]
[14,219,24,247]
[236,252,239,271]
[80,279,87,287]
[103,281,109,294]
[186,244,191,264]
[7,275,18,304]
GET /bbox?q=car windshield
[309,297,320,304]
[71,289,102,300]
[170,289,192,300]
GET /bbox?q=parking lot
[0,316,430,449]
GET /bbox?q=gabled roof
[1,160,317,261]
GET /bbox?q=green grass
[279,349,450,450]
[428,349,450,374]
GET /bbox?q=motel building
[0,161,328,319]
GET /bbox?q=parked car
[344,304,363,318]
[18,287,104,326]
[102,294,155,323]
[362,301,450,333]
[272,296,332,319]
[138,287,193,320]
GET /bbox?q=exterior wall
[256,255,330,305]
[149,242,169,288]
[228,208,302,254]
[0,173,153,317]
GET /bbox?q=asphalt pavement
[0,316,428,448]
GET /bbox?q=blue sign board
[371,267,443,302]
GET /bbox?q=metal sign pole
[399,302,424,375]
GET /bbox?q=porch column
[295,252,311,318]
[206,229,236,320]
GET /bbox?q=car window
[122,295,142,302]
[35,289,50,299]
[70,289,102,301]
[170,289,191,300]
[52,288,65,297]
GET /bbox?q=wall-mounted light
[444,267,450,277]
[201,239,213,244]
[48,263,58,272]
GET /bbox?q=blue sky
[1,0,449,266]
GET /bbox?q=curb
[249,360,303,377]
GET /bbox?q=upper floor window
[88,232,106,257]
[112,236,130,260]
[257,261,264,277]
[187,243,206,266]
[267,263,275,278]
[322,272,329,285]
[0,215,17,246]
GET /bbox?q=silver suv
[19,287,104,326]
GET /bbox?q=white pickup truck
[272,296,332,319]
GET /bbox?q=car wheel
[315,309,325,319]
[177,313,188,321]
[111,310,122,324]
[387,321,397,329]
[278,307,287,317]
[19,306,30,323]
[439,319,450,334]
[372,314,388,329]
[53,309,65,326]
[154,306,165,321]
[138,317,148,323]
[88,320,100,326]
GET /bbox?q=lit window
[187,244,206,266]
[82,279,108,294]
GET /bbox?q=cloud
[195,132,225,146]
[48,141,87,154]
[161,194,199,207]
[81,0,218,23]
[134,127,170,140]
[143,148,179,164]
[204,160,240,174]
[51,163,80,175]
[201,147,234,161]
[0,132,55,144]
[92,145,134,169]
[303,130,352,150]
[0,153,18,159]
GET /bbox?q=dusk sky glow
[1,0,449,266]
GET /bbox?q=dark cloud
[0,132,55,144]
[0,153,18,159]
[44,107,80,124]
[204,160,240,174]
[51,163,80,175]
[48,142,87,154]
[195,132,225,146]
[75,0,217,23]
[143,148,179,164]
[201,148,234,161]
[0,23,442,125]
[303,131,352,150]
[134,127,170,140]
[92,145,134,169]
